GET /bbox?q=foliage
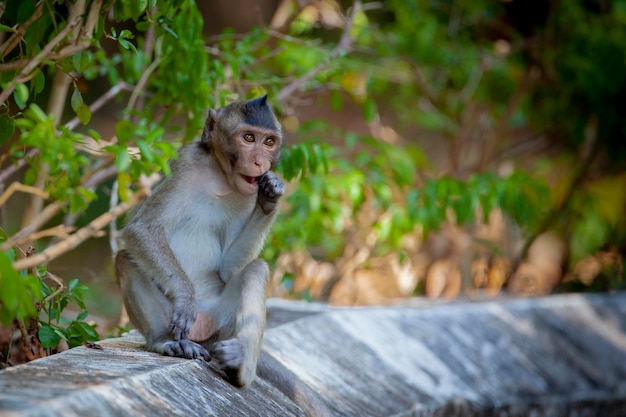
[0,0,624,365]
[270,121,550,265]
[0,225,96,359]
[39,278,99,349]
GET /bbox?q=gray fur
[116,99,283,388]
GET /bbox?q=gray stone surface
[0,332,303,417]
[2,292,626,416]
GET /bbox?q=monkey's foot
[211,338,244,387]
[159,339,211,361]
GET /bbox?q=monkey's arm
[219,172,285,282]
[122,219,196,341]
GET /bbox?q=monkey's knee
[243,259,270,285]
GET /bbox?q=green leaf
[115,120,135,144]
[14,84,29,109]
[0,252,41,325]
[31,71,45,94]
[362,97,377,122]
[115,148,132,172]
[330,90,344,112]
[39,325,61,348]
[118,38,137,53]
[0,114,15,145]
[28,104,48,123]
[137,140,154,163]
[117,172,131,202]
[77,103,92,125]
[119,29,135,40]
[70,321,99,341]
[68,278,79,292]
[71,88,84,112]
[72,51,90,72]
[16,0,36,23]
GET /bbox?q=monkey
[115,95,285,388]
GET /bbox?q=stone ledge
[2,293,626,416]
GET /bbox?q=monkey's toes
[162,339,211,361]
[211,338,244,370]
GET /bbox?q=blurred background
[0,0,625,353]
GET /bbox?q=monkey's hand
[169,301,196,341]
[257,171,285,214]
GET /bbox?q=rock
[2,293,626,416]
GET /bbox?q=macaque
[115,95,284,388]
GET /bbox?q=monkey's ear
[201,109,219,146]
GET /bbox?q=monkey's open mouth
[241,175,258,184]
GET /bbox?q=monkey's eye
[243,133,255,143]
[264,137,276,147]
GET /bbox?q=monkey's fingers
[162,340,211,362]
[169,306,196,340]
[257,172,285,214]
[258,172,285,201]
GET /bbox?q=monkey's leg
[211,259,269,388]
[116,251,210,361]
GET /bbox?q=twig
[277,0,361,102]
[0,1,44,59]
[65,82,133,130]
[0,17,81,105]
[42,272,65,303]
[0,0,103,105]
[82,163,118,189]
[270,0,314,33]
[15,319,37,361]
[132,6,158,115]
[507,115,601,280]
[109,179,120,257]
[12,175,160,271]
[0,149,37,183]
[125,57,162,116]
[3,162,117,249]
[0,225,75,251]
[5,203,63,250]
[0,182,49,208]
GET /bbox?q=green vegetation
[0,0,624,363]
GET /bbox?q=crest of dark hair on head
[242,95,280,132]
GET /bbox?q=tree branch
[0,1,44,59]
[507,115,601,281]
[0,0,103,105]
[277,0,361,102]
[0,17,81,105]
[12,175,160,271]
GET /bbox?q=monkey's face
[231,128,281,195]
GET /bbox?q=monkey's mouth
[241,175,258,185]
